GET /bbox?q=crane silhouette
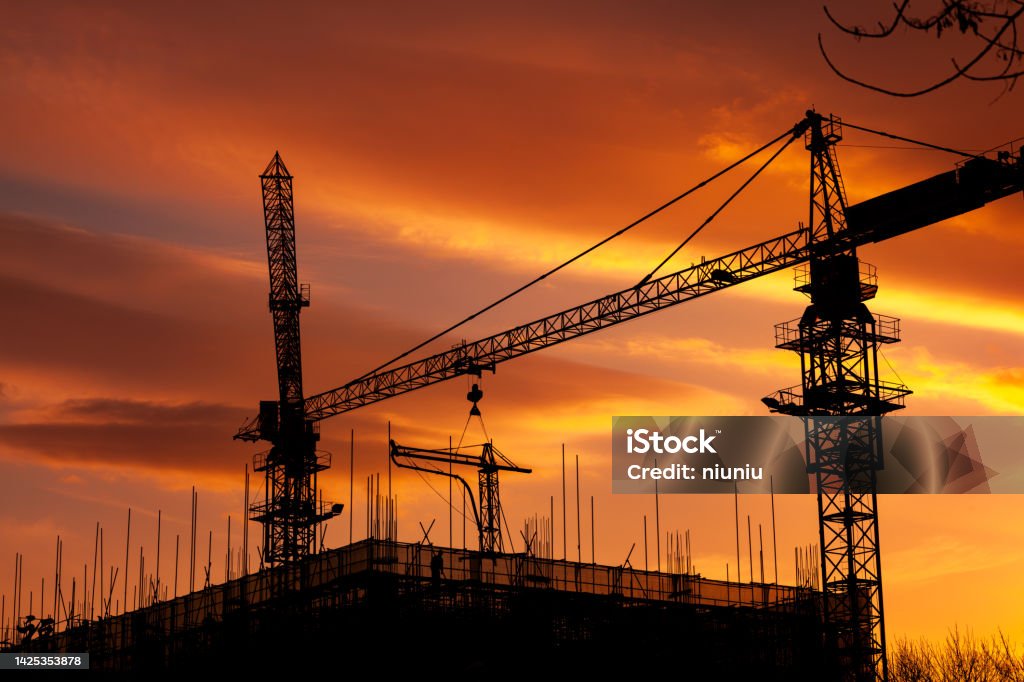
[236,111,1024,681]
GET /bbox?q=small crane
[389,439,531,555]
[390,380,531,554]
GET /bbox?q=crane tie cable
[345,116,970,384]
[841,121,980,159]
[410,467,472,523]
[638,130,801,285]
[639,119,985,284]
[346,125,800,383]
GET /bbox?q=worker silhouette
[16,615,38,642]
[431,549,444,588]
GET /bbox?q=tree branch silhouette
[820,1,1024,97]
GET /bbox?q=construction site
[5,537,827,675]
[2,110,1023,680]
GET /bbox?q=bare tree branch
[819,33,970,96]
[820,1,1024,97]
[957,63,1024,80]
[823,0,912,39]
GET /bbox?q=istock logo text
[625,428,718,455]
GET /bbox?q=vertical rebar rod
[734,484,741,583]
[549,495,554,559]
[654,463,661,572]
[575,454,581,564]
[99,530,104,616]
[686,529,691,574]
[91,522,99,620]
[206,530,212,588]
[643,515,648,572]
[447,434,452,548]
[174,535,179,599]
[349,430,354,546]
[759,524,765,585]
[156,511,161,602]
[244,464,250,576]
[747,515,753,584]
[190,489,196,594]
[56,540,62,624]
[226,515,232,582]
[12,553,18,629]
[561,445,567,561]
[52,537,59,628]
[135,549,140,609]
[770,476,779,584]
[590,495,595,564]
[124,508,131,615]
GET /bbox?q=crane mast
[765,113,906,681]
[249,153,338,570]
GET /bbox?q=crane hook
[467,383,483,416]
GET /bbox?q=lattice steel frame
[478,444,502,553]
[252,153,322,567]
[767,112,911,681]
[389,441,529,554]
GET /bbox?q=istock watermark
[625,428,719,454]
[611,415,1021,494]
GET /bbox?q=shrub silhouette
[890,628,1024,681]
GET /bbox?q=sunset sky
[1,1,1023,644]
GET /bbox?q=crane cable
[841,121,980,159]
[638,130,801,285]
[409,467,473,524]
[346,118,976,385]
[639,120,984,284]
[394,378,493,526]
[346,126,799,383]
[400,404,491,526]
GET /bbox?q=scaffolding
[6,538,825,675]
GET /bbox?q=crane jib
[301,228,809,422]
[234,154,1023,441]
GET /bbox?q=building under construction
[9,537,825,676]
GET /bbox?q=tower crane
[237,113,1024,681]
[388,440,531,554]
[246,153,342,570]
